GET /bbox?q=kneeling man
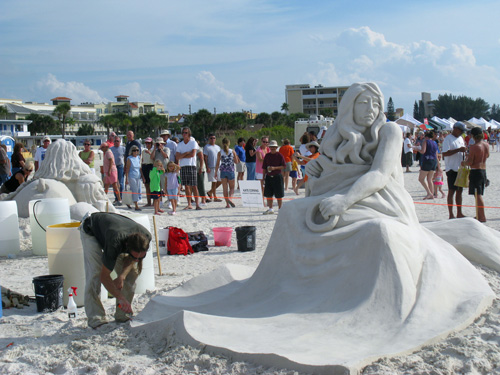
[80,212,151,328]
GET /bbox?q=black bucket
[32,275,64,313]
[235,226,256,252]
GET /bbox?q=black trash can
[235,226,256,252]
[32,274,64,312]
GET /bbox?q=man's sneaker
[114,201,122,207]
[263,208,274,215]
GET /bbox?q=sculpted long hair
[319,83,386,165]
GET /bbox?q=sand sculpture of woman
[135,83,495,373]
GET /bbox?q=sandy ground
[1,150,500,374]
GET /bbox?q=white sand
[2,151,500,374]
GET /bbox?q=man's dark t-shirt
[125,139,142,158]
[262,152,286,176]
[83,213,151,271]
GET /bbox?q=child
[290,159,299,194]
[433,161,445,198]
[165,161,181,215]
[150,160,165,215]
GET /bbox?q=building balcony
[302,93,338,99]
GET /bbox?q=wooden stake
[106,201,109,213]
[153,215,163,276]
[475,191,479,221]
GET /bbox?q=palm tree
[281,102,289,114]
[52,103,71,138]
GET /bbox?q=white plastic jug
[46,222,107,306]
[29,198,71,256]
[0,201,20,256]
[121,213,155,294]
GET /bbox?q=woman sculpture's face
[353,92,380,127]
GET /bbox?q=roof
[115,95,129,98]
[129,103,138,109]
[50,97,72,101]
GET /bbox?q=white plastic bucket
[121,213,155,294]
[0,201,20,256]
[29,198,71,256]
[46,222,107,307]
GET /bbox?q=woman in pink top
[255,136,270,194]
[101,143,121,205]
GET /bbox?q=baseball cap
[453,122,466,132]
[42,136,51,142]
[144,137,153,143]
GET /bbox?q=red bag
[167,227,193,255]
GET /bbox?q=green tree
[0,105,8,119]
[76,124,94,136]
[25,114,58,135]
[490,104,500,122]
[99,115,116,135]
[433,93,490,120]
[387,97,396,121]
[413,101,419,120]
[281,102,289,113]
[254,112,272,127]
[319,109,334,118]
[229,112,247,130]
[52,102,71,138]
[192,109,214,140]
[270,111,283,126]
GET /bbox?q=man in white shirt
[203,133,222,202]
[403,133,413,172]
[175,127,201,210]
[442,121,467,219]
[34,135,51,171]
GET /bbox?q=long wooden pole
[153,215,163,276]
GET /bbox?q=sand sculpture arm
[318,123,401,220]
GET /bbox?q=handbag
[122,186,134,206]
[454,165,470,188]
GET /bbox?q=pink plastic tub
[212,227,233,246]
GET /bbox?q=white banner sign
[239,180,264,208]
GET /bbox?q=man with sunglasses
[80,212,151,329]
[176,127,202,210]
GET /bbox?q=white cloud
[180,71,253,112]
[35,74,108,104]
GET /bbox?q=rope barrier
[116,190,497,208]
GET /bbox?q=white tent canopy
[397,113,422,126]
[489,119,500,130]
[431,116,453,131]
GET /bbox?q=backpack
[187,231,209,252]
[167,227,193,255]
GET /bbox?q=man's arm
[100,265,133,313]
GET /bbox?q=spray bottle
[67,287,78,318]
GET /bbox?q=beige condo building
[285,84,350,116]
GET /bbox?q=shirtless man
[462,127,489,222]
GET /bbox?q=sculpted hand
[305,159,322,178]
[319,195,349,220]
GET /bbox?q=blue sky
[1,0,499,117]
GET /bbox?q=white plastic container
[121,213,155,294]
[0,201,20,256]
[46,222,107,306]
[29,198,71,256]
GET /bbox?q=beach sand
[1,151,500,374]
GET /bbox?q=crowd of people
[75,128,325,215]
[0,121,495,221]
[402,121,491,222]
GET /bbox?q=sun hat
[306,141,320,149]
[155,137,166,144]
[269,140,279,147]
[160,129,171,136]
[453,122,466,132]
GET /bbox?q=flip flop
[196,206,202,210]
[184,206,193,210]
